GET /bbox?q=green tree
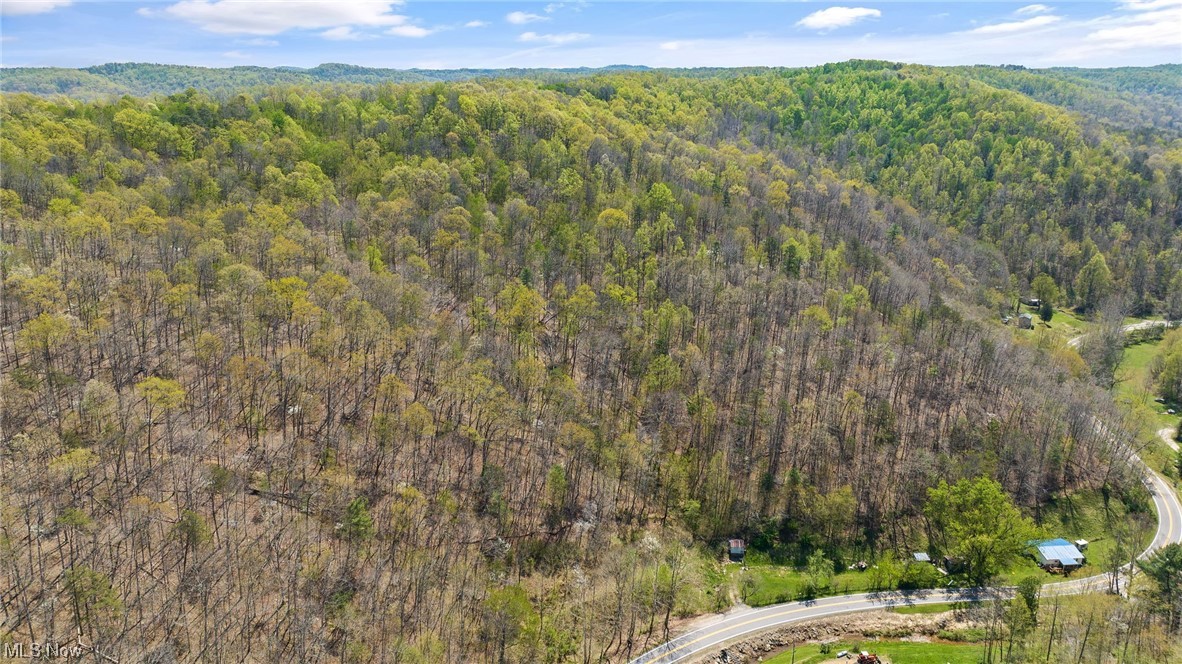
[804,550,834,596]
[1074,253,1113,312]
[924,477,1038,584]
[1015,575,1041,623]
[172,509,211,570]
[136,376,186,464]
[1031,273,1059,306]
[494,280,546,351]
[1038,299,1054,323]
[484,584,533,664]
[340,496,374,542]
[1138,542,1182,632]
[65,566,123,636]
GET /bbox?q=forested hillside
[0,62,653,100]
[1,62,1179,662]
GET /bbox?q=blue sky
[1,1,1179,69]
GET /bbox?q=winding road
[630,321,1182,664]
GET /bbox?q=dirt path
[1157,427,1179,452]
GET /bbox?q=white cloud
[1081,6,1182,50]
[321,26,365,40]
[660,41,683,51]
[221,50,250,58]
[237,37,279,46]
[968,15,1060,34]
[519,31,589,45]
[464,20,488,28]
[544,1,587,14]
[151,0,410,35]
[796,7,881,31]
[506,11,548,25]
[1015,4,1053,15]
[1119,0,1182,9]
[387,24,433,37]
[1,0,71,16]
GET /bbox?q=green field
[1011,305,1090,343]
[763,640,983,664]
[730,563,892,607]
[1113,339,1180,479]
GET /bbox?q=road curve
[630,320,1182,664]
[628,466,1180,664]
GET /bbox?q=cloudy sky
[1,0,1179,69]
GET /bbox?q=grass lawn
[730,563,887,608]
[1113,339,1180,479]
[1016,487,1153,582]
[1016,306,1089,342]
[764,640,984,664]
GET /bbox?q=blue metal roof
[1034,538,1084,566]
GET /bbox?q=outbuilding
[728,539,746,562]
[1033,538,1086,571]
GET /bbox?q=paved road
[630,319,1182,664]
[629,465,1181,664]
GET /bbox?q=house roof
[1034,538,1084,566]
[912,552,931,562]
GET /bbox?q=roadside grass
[887,602,958,615]
[729,563,887,608]
[763,640,984,664]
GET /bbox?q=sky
[0,0,1179,70]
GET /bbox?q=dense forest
[1,63,656,100]
[2,61,1181,662]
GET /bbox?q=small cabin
[1020,296,1042,307]
[912,552,931,564]
[1018,313,1034,329]
[1033,538,1086,572]
[728,538,746,562]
